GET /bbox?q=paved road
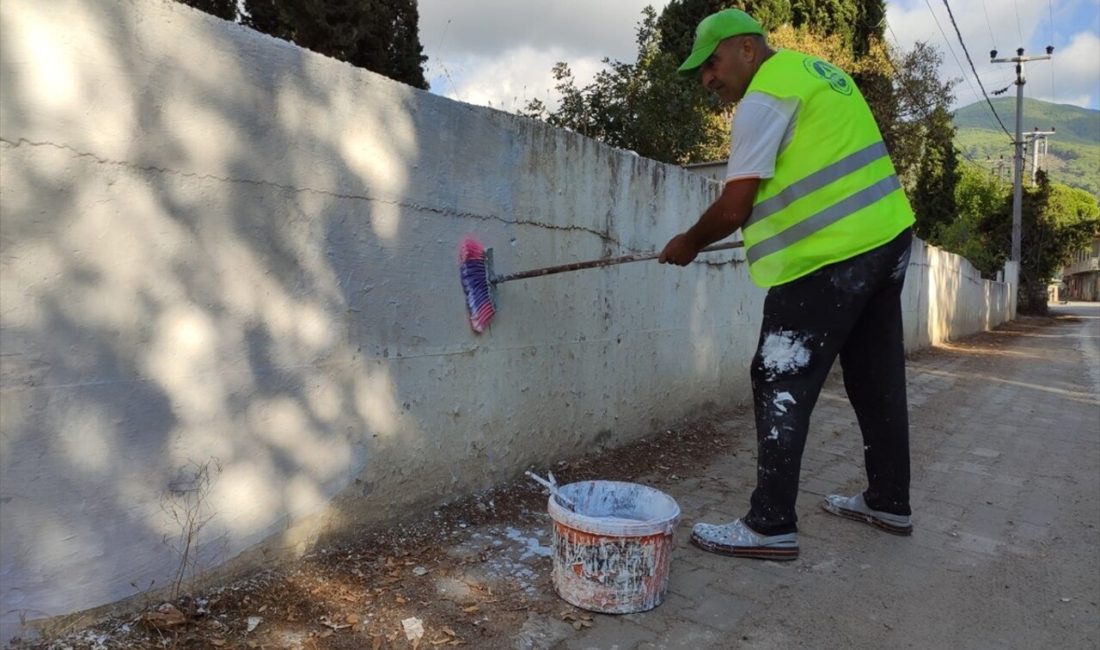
[563,303,1100,649]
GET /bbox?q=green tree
[178,0,237,20]
[938,163,1011,276]
[911,106,961,242]
[978,172,1100,313]
[242,0,427,89]
[523,8,728,163]
[175,0,428,89]
[879,42,958,188]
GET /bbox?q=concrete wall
[901,242,1015,351]
[0,0,1014,641]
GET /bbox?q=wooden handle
[492,241,744,284]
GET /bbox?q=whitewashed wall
[0,0,1013,641]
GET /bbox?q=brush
[525,470,577,512]
[458,236,744,332]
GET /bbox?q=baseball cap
[677,8,765,75]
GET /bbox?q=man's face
[699,36,756,104]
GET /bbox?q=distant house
[1063,236,1100,301]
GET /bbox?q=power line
[922,0,985,110]
[940,0,1014,142]
[882,23,982,167]
[1048,0,1057,102]
[1013,0,1024,43]
[980,0,997,50]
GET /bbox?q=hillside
[953,98,1099,199]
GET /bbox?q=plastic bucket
[547,480,680,614]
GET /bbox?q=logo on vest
[802,57,853,96]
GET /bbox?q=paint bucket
[547,480,680,614]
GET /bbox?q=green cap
[677,8,765,75]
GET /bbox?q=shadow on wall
[1,0,745,640]
[0,0,425,635]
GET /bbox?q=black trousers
[744,229,913,535]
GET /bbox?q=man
[659,8,916,560]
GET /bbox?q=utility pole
[991,46,1053,263]
[1025,127,1056,185]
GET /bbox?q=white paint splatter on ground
[761,332,811,376]
[504,526,553,560]
[448,524,553,596]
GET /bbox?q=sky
[418,0,1100,121]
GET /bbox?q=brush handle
[525,471,577,511]
[492,240,744,284]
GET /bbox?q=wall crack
[0,137,619,243]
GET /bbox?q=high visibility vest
[741,50,914,287]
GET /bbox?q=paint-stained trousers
[743,228,913,536]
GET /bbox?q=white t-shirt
[724,92,800,183]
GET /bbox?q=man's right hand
[658,234,701,266]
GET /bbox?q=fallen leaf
[210,640,226,647]
[346,613,360,625]
[140,604,187,631]
[442,627,457,637]
[371,635,384,650]
[572,621,584,631]
[462,605,479,614]
[246,616,263,633]
[395,596,408,604]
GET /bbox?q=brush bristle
[459,236,495,332]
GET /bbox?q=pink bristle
[459,236,495,332]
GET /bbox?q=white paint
[504,526,553,560]
[773,391,796,413]
[761,332,811,376]
[768,427,780,441]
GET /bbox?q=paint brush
[525,471,577,512]
[458,236,744,332]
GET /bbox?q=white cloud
[885,0,1099,110]
[420,0,666,111]
[1029,31,1100,108]
[433,47,607,112]
[417,1,1098,112]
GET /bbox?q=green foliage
[526,2,901,165]
[175,0,428,90]
[912,106,961,242]
[523,7,728,163]
[954,98,1100,200]
[937,163,1011,275]
[975,171,1100,312]
[880,42,958,189]
[177,0,237,20]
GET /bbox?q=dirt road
[14,304,1100,649]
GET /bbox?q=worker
[659,8,916,560]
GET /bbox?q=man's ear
[739,35,755,60]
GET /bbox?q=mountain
[952,98,1099,199]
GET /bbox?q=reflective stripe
[747,140,890,226]
[747,175,903,264]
